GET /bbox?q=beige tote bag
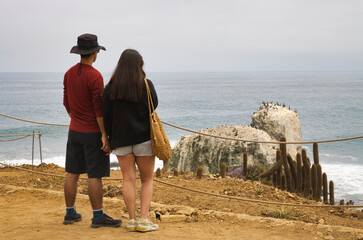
[144,79,172,161]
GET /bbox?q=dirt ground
[0,164,362,240]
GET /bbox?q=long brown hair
[109,49,145,102]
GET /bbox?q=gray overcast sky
[1,0,363,72]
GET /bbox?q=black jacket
[103,79,158,149]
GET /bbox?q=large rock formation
[250,102,302,158]
[168,126,277,174]
[167,103,302,174]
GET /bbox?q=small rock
[5,189,16,195]
[160,214,187,222]
[316,232,323,237]
[336,227,355,234]
[324,236,334,240]
[287,193,294,198]
[318,219,325,224]
[317,224,327,229]
[176,208,194,216]
[168,176,173,179]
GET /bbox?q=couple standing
[62,33,159,232]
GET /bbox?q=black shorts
[65,130,110,178]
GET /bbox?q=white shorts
[112,140,153,157]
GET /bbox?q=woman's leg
[117,153,137,219]
[135,155,155,219]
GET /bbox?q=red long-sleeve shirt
[63,63,104,133]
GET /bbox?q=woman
[103,49,159,232]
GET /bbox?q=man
[63,33,121,228]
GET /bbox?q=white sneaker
[126,219,136,232]
[136,218,159,232]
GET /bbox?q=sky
[0,0,363,72]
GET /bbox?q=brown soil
[0,163,362,240]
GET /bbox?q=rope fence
[0,161,362,208]
[0,113,68,127]
[0,131,44,171]
[0,135,31,142]
[0,132,42,142]
[1,112,363,144]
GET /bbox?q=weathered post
[32,131,35,170]
[38,131,43,172]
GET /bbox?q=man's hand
[96,117,112,155]
[101,134,112,155]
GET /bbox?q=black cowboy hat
[70,33,106,55]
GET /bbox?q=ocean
[0,71,362,205]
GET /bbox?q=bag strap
[144,79,155,121]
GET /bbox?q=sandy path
[1,184,361,240]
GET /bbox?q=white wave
[302,145,360,163]
[155,158,164,170]
[2,154,165,172]
[299,146,363,202]
[1,156,65,168]
[170,140,179,147]
[322,162,363,200]
[302,145,310,151]
[320,153,358,162]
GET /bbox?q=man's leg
[63,173,82,224]
[88,177,122,228]
[85,132,121,228]
[64,173,80,208]
[88,178,103,210]
[64,130,84,224]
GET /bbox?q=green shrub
[256,187,264,195]
[272,209,298,219]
